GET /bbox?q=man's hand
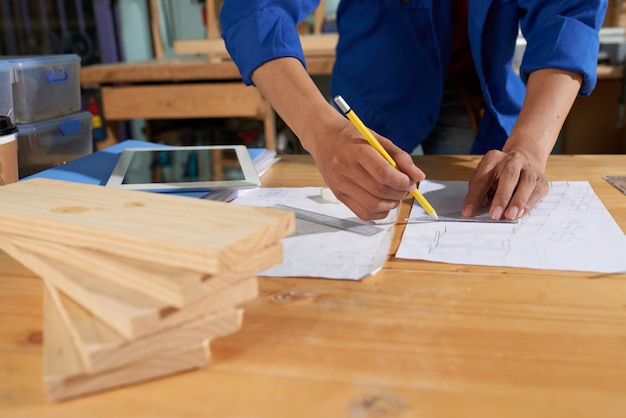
[310,122,425,221]
[461,68,582,220]
[461,149,549,220]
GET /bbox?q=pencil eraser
[320,187,339,203]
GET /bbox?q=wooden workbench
[1,154,626,417]
[82,58,625,154]
[80,55,336,151]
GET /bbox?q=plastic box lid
[6,54,80,69]
[1,54,81,124]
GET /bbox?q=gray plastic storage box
[17,111,93,178]
[0,61,13,118]
[3,54,81,124]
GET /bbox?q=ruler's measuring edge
[270,204,383,236]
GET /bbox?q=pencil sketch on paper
[396,181,626,273]
[427,225,515,260]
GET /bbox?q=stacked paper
[0,178,294,401]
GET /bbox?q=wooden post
[149,0,165,58]
[206,0,221,40]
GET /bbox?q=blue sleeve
[220,0,320,85]
[518,0,608,96]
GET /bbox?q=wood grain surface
[43,281,210,402]
[1,235,278,309]
[47,279,242,374]
[1,155,625,417]
[0,178,294,274]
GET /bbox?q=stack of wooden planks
[0,178,294,401]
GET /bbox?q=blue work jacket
[221,0,607,153]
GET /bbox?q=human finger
[488,158,524,220]
[378,135,426,184]
[330,170,402,220]
[461,151,501,217]
[318,144,405,220]
[504,170,549,219]
[356,141,420,199]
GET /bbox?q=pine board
[0,178,294,274]
[5,233,280,307]
[43,283,210,402]
[46,279,242,373]
[0,237,259,339]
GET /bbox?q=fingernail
[462,204,475,217]
[518,207,526,218]
[491,206,503,220]
[506,206,519,220]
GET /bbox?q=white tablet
[106,145,261,192]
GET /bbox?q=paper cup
[0,116,18,185]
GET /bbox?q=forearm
[250,57,424,220]
[504,68,583,165]
[250,57,346,155]
[463,68,583,220]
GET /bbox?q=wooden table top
[80,55,621,86]
[2,154,626,417]
[80,56,336,85]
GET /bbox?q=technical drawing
[396,181,626,273]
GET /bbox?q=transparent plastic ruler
[406,214,518,224]
[604,176,626,195]
[271,204,383,236]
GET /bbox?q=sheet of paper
[232,187,396,280]
[396,181,626,273]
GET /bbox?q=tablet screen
[106,145,261,191]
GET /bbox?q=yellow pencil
[333,95,438,220]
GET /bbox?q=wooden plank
[0,178,294,274]
[45,279,242,374]
[172,39,230,59]
[280,33,337,55]
[43,281,210,402]
[173,33,338,57]
[6,234,280,308]
[80,56,335,86]
[149,0,165,59]
[313,0,326,34]
[0,237,260,339]
[80,58,246,84]
[43,280,84,382]
[97,75,278,151]
[8,235,199,308]
[101,83,267,120]
[205,0,221,39]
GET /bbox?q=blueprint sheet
[232,187,397,280]
[396,181,626,273]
